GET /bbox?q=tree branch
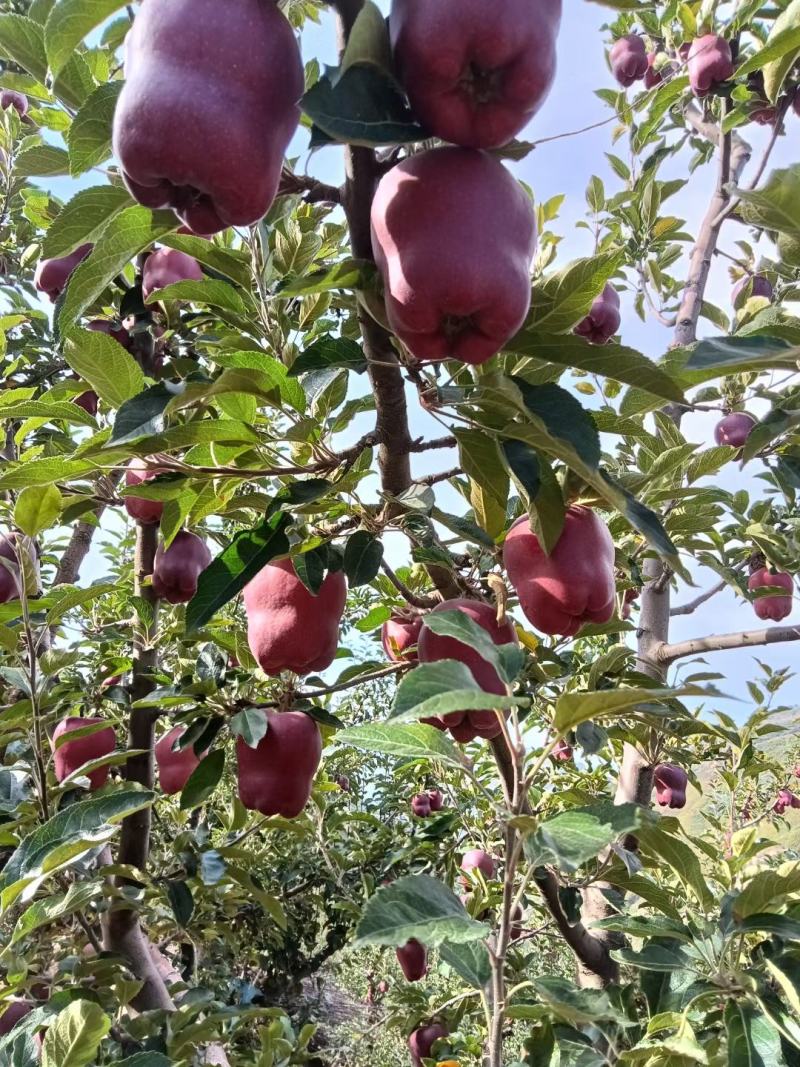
[670,579,727,616]
[657,624,800,665]
[379,560,438,609]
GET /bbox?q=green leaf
[440,940,492,988]
[14,483,61,536]
[725,1001,784,1067]
[229,707,268,749]
[0,789,153,910]
[118,1056,172,1067]
[527,252,623,333]
[686,334,799,376]
[762,0,800,100]
[612,942,693,972]
[636,823,714,909]
[343,530,383,587]
[165,879,194,928]
[10,881,99,946]
[392,660,521,723]
[554,686,695,733]
[67,80,121,176]
[734,165,800,237]
[41,1000,110,1067]
[733,864,800,920]
[185,513,291,631]
[735,913,800,941]
[0,457,95,491]
[277,257,370,298]
[14,144,70,177]
[302,63,426,147]
[161,233,251,289]
[336,721,466,770]
[523,802,655,873]
[0,15,48,82]
[106,384,172,446]
[145,278,249,315]
[41,184,133,260]
[533,975,621,1025]
[64,326,145,409]
[289,336,367,377]
[354,874,489,948]
[500,441,565,555]
[454,429,509,509]
[59,206,176,332]
[179,750,225,811]
[45,0,126,76]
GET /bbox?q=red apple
[73,389,98,416]
[33,244,92,302]
[714,412,756,448]
[510,903,524,941]
[86,318,132,350]
[610,35,648,87]
[142,248,203,301]
[503,507,616,636]
[389,0,561,149]
[732,274,773,308]
[574,283,621,344]
[0,532,39,604]
[151,530,212,604]
[688,35,734,96]
[155,726,203,795]
[552,738,573,762]
[653,763,688,809]
[411,792,432,818]
[52,717,116,790]
[408,1022,449,1067]
[644,53,663,89]
[461,848,495,880]
[0,999,34,1035]
[417,598,517,742]
[382,615,423,663]
[427,788,444,811]
[124,457,166,525]
[236,710,322,818]
[396,939,428,982]
[0,90,27,117]
[748,568,793,622]
[774,788,800,815]
[243,558,347,676]
[335,774,350,793]
[112,0,303,234]
[370,147,536,366]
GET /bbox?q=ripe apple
[396,939,427,982]
[382,614,423,663]
[0,999,34,1035]
[244,558,347,676]
[714,412,756,448]
[0,532,39,604]
[86,318,132,350]
[52,717,116,790]
[461,849,495,880]
[235,710,322,818]
[417,598,517,742]
[644,53,663,89]
[732,274,773,308]
[503,507,616,636]
[151,530,212,604]
[510,903,524,941]
[73,388,98,416]
[748,568,794,622]
[622,588,639,621]
[427,788,444,811]
[142,249,203,301]
[124,457,166,525]
[653,763,688,809]
[411,792,432,818]
[774,788,800,815]
[370,147,536,365]
[112,0,303,234]
[155,726,203,795]
[552,738,573,762]
[610,34,648,87]
[408,1022,449,1067]
[389,0,561,149]
[335,774,351,793]
[34,244,92,302]
[688,35,734,96]
[574,283,621,344]
[0,90,27,117]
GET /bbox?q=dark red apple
[427,788,444,811]
[610,35,648,87]
[732,274,773,308]
[112,0,303,234]
[73,389,98,416]
[124,457,166,525]
[688,35,734,96]
[389,0,561,149]
[34,244,92,302]
[86,318,132,350]
[503,507,616,636]
[244,558,347,677]
[142,249,203,301]
[382,614,423,663]
[151,530,212,604]
[52,717,116,790]
[644,53,663,89]
[0,999,34,1035]
[714,412,756,448]
[236,710,322,818]
[408,1022,449,1067]
[653,763,688,809]
[155,726,203,795]
[396,939,428,982]
[552,738,573,762]
[574,283,620,344]
[0,90,28,117]
[774,788,800,815]
[748,568,793,622]
[411,792,432,818]
[371,147,536,365]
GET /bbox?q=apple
[622,588,639,621]
[124,457,166,525]
[714,412,756,448]
[0,90,27,117]
[644,53,663,89]
[112,0,303,235]
[688,35,734,96]
[52,717,116,790]
[382,615,423,663]
[396,939,427,982]
[610,34,648,88]
[151,530,212,604]
[389,0,561,149]
[33,244,92,301]
[574,283,621,344]
[417,598,518,742]
[653,763,688,809]
[461,849,495,880]
[503,507,616,636]
[155,726,204,795]
[0,532,39,604]
[408,1022,449,1067]
[86,318,132,350]
[0,999,34,1035]
[552,738,573,762]
[142,248,203,301]
[236,710,322,818]
[748,568,794,622]
[370,147,536,365]
[427,788,444,811]
[510,903,524,941]
[334,774,350,793]
[732,274,773,308]
[244,558,347,676]
[774,788,800,815]
[411,792,432,818]
[73,388,98,416]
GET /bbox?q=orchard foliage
[0,0,797,1065]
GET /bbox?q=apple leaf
[440,940,492,988]
[302,63,426,147]
[41,184,133,260]
[392,660,524,723]
[336,721,466,770]
[179,750,225,811]
[520,802,655,873]
[354,874,489,948]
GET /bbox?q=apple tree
[0,0,798,1064]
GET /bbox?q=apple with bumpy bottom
[714,412,756,449]
[396,939,428,982]
[151,530,212,604]
[653,763,688,809]
[236,710,322,818]
[52,717,116,789]
[748,568,793,622]
[382,615,423,662]
[610,35,647,87]
[408,1022,449,1067]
